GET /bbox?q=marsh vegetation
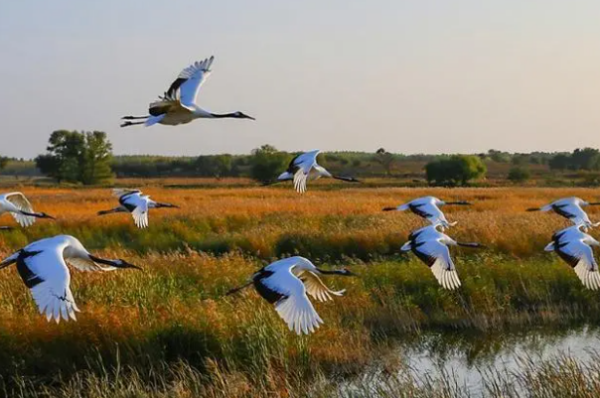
[0,183,599,396]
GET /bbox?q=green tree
[488,149,511,163]
[507,166,531,183]
[425,155,487,186]
[35,130,114,184]
[0,157,8,171]
[570,148,600,170]
[213,154,232,179]
[549,154,570,171]
[81,131,114,185]
[250,145,290,185]
[374,148,395,176]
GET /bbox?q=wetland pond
[338,326,600,397]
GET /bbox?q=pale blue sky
[1,1,600,158]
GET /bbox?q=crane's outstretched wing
[131,201,149,229]
[413,240,461,290]
[112,188,140,198]
[119,193,149,228]
[293,168,310,194]
[557,240,600,290]
[4,192,35,227]
[296,270,345,302]
[171,56,215,109]
[15,248,79,322]
[256,266,323,335]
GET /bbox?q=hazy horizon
[2,1,600,159]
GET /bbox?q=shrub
[507,167,531,183]
[425,155,486,186]
[249,145,291,185]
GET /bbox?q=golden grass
[0,183,599,396]
[0,184,598,259]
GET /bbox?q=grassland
[0,182,600,397]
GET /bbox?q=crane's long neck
[153,202,178,209]
[456,242,485,248]
[208,112,239,118]
[315,268,352,276]
[332,175,359,183]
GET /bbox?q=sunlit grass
[0,184,599,395]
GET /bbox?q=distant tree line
[548,148,600,171]
[20,130,600,187]
[425,155,487,186]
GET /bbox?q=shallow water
[406,327,600,394]
[340,326,600,397]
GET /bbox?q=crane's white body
[538,197,598,228]
[122,57,253,127]
[252,256,345,335]
[145,58,215,126]
[277,150,333,193]
[394,196,456,228]
[401,225,462,289]
[115,190,155,228]
[0,235,128,323]
[545,225,600,289]
[0,192,36,227]
[105,189,175,229]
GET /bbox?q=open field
[1,183,600,396]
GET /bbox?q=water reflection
[403,326,600,394]
[339,326,600,397]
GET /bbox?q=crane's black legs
[121,115,150,120]
[121,121,146,128]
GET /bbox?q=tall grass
[0,185,599,395]
[1,185,599,259]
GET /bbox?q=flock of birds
[0,190,599,334]
[0,57,598,334]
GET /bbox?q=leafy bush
[425,155,487,186]
[507,166,531,183]
[249,145,291,185]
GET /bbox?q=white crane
[121,56,255,127]
[544,225,600,289]
[0,235,140,323]
[527,197,600,228]
[401,224,484,289]
[226,256,354,335]
[383,196,470,229]
[0,192,55,227]
[277,150,359,193]
[97,189,179,229]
